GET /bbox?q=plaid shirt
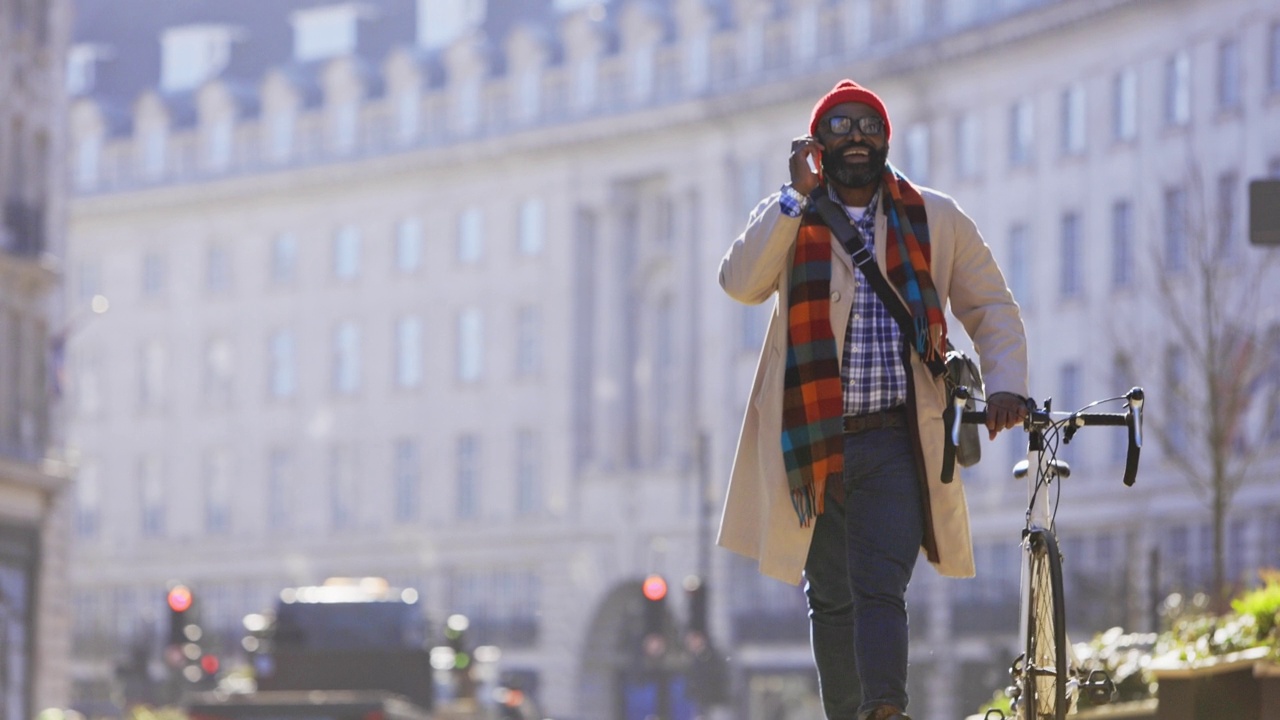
[834,187,909,415]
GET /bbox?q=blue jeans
[803,424,925,719]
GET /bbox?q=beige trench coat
[717,187,1029,585]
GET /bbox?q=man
[717,79,1030,720]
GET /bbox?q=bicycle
[942,385,1146,720]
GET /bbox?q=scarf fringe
[791,479,827,527]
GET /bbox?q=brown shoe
[859,706,912,720]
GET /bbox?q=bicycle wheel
[1023,530,1067,720]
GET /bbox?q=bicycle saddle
[1012,458,1071,480]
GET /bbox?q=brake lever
[950,386,971,447]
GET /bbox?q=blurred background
[2,0,1279,719]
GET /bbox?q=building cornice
[71,0,1164,201]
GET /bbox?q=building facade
[0,0,75,716]
[66,0,1280,719]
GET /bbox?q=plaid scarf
[781,165,947,525]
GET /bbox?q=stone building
[0,0,75,715]
[66,1,1280,718]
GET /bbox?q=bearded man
[716,79,1030,720]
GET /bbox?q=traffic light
[167,584,194,647]
[444,614,475,700]
[684,575,707,638]
[682,576,728,705]
[641,574,668,658]
[165,583,218,689]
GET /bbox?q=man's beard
[822,144,889,189]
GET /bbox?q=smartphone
[805,142,822,182]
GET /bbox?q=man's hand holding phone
[789,135,823,196]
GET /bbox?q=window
[1112,67,1137,141]
[76,136,100,189]
[458,308,483,382]
[1216,171,1238,258]
[457,434,479,520]
[160,25,235,92]
[333,321,361,394]
[67,44,98,95]
[449,569,541,647]
[1061,83,1086,155]
[515,306,541,377]
[139,455,165,538]
[271,233,298,285]
[1217,38,1242,112]
[1164,51,1191,127]
[518,198,545,256]
[515,430,541,516]
[457,78,481,133]
[397,92,420,143]
[1166,344,1188,448]
[1060,211,1082,298]
[333,224,361,279]
[204,337,234,406]
[395,316,423,389]
[458,207,483,263]
[75,461,100,538]
[293,4,359,61]
[139,340,167,409]
[142,252,167,296]
[1009,98,1034,167]
[1059,362,1081,412]
[141,126,166,179]
[1269,326,1280,442]
[395,217,423,272]
[575,57,597,111]
[207,244,232,293]
[270,111,294,162]
[1008,223,1030,309]
[632,44,655,101]
[269,329,297,398]
[207,118,233,171]
[1271,22,1280,94]
[1110,353,1132,462]
[955,112,981,179]
[517,68,540,121]
[74,351,103,417]
[418,0,485,49]
[904,122,930,183]
[331,100,358,153]
[204,449,232,535]
[267,448,293,531]
[1163,185,1188,271]
[329,444,358,530]
[393,439,419,523]
[1111,200,1133,289]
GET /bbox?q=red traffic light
[168,585,193,613]
[200,654,220,675]
[642,574,667,602]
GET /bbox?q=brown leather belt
[843,406,908,434]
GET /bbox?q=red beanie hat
[809,79,892,142]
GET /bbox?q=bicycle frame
[1017,412,1073,719]
[947,387,1145,720]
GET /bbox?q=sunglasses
[824,115,885,137]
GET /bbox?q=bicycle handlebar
[941,386,1145,487]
